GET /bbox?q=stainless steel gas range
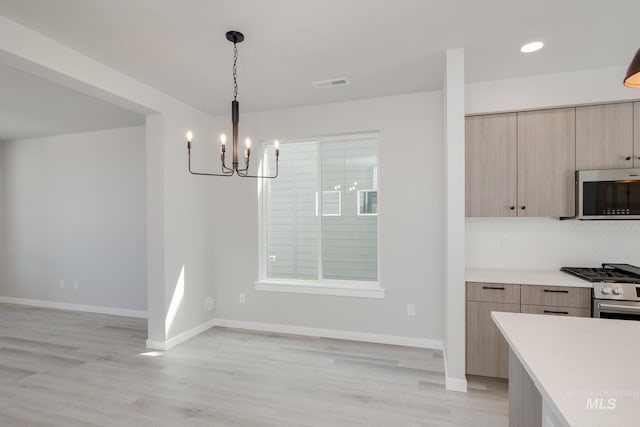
[561,264,640,320]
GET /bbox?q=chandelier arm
[190,170,234,177]
[221,157,234,173]
[237,157,279,179]
[188,149,234,177]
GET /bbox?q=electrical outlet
[73,280,79,289]
[59,280,65,289]
[500,235,511,248]
[239,293,246,304]
[407,304,416,316]
[204,297,215,311]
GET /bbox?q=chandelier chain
[233,43,238,100]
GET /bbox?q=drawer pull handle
[544,289,569,293]
[482,286,505,290]
[543,310,569,315]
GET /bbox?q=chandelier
[186,31,279,178]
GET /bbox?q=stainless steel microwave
[577,169,640,220]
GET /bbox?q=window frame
[256,132,384,299]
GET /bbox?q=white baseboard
[0,296,147,318]
[213,318,443,349]
[443,347,468,392]
[146,318,216,351]
[445,376,468,392]
[1,298,444,354]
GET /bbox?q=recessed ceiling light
[520,41,544,53]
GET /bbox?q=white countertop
[492,312,640,427]
[466,268,592,288]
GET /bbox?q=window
[321,190,341,216]
[357,190,378,216]
[257,133,382,297]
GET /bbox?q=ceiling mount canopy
[624,48,640,88]
[185,30,279,178]
[225,30,244,44]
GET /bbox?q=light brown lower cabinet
[466,301,520,378]
[466,281,591,379]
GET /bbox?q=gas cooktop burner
[561,264,640,284]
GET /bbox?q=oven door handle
[598,303,640,313]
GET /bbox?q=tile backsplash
[466,218,640,269]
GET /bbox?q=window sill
[254,279,385,299]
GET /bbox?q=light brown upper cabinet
[635,103,640,168]
[466,109,576,218]
[465,113,518,217]
[517,108,576,218]
[576,103,634,170]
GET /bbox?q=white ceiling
[1,0,639,116]
[0,62,144,142]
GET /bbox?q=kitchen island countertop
[493,312,640,427]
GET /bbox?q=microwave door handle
[598,303,640,313]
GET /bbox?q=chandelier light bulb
[245,138,251,148]
[219,133,226,153]
[274,140,279,149]
[186,131,193,142]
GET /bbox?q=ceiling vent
[312,77,350,89]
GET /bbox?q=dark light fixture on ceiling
[623,48,640,88]
[186,31,279,178]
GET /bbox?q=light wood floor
[0,303,507,426]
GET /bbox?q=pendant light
[624,48,640,88]
[186,31,279,178]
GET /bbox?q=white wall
[201,91,444,342]
[466,66,640,270]
[156,111,220,342]
[0,126,146,311]
[467,66,640,115]
[1,16,223,347]
[443,49,467,392]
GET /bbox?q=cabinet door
[517,108,576,217]
[465,113,517,217]
[576,103,633,170]
[466,301,520,378]
[635,103,640,168]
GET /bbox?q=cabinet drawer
[521,304,591,318]
[466,282,520,303]
[520,285,590,308]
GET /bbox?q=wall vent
[312,77,350,89]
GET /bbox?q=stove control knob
[612,287,623,295]
[601,287,611,295]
